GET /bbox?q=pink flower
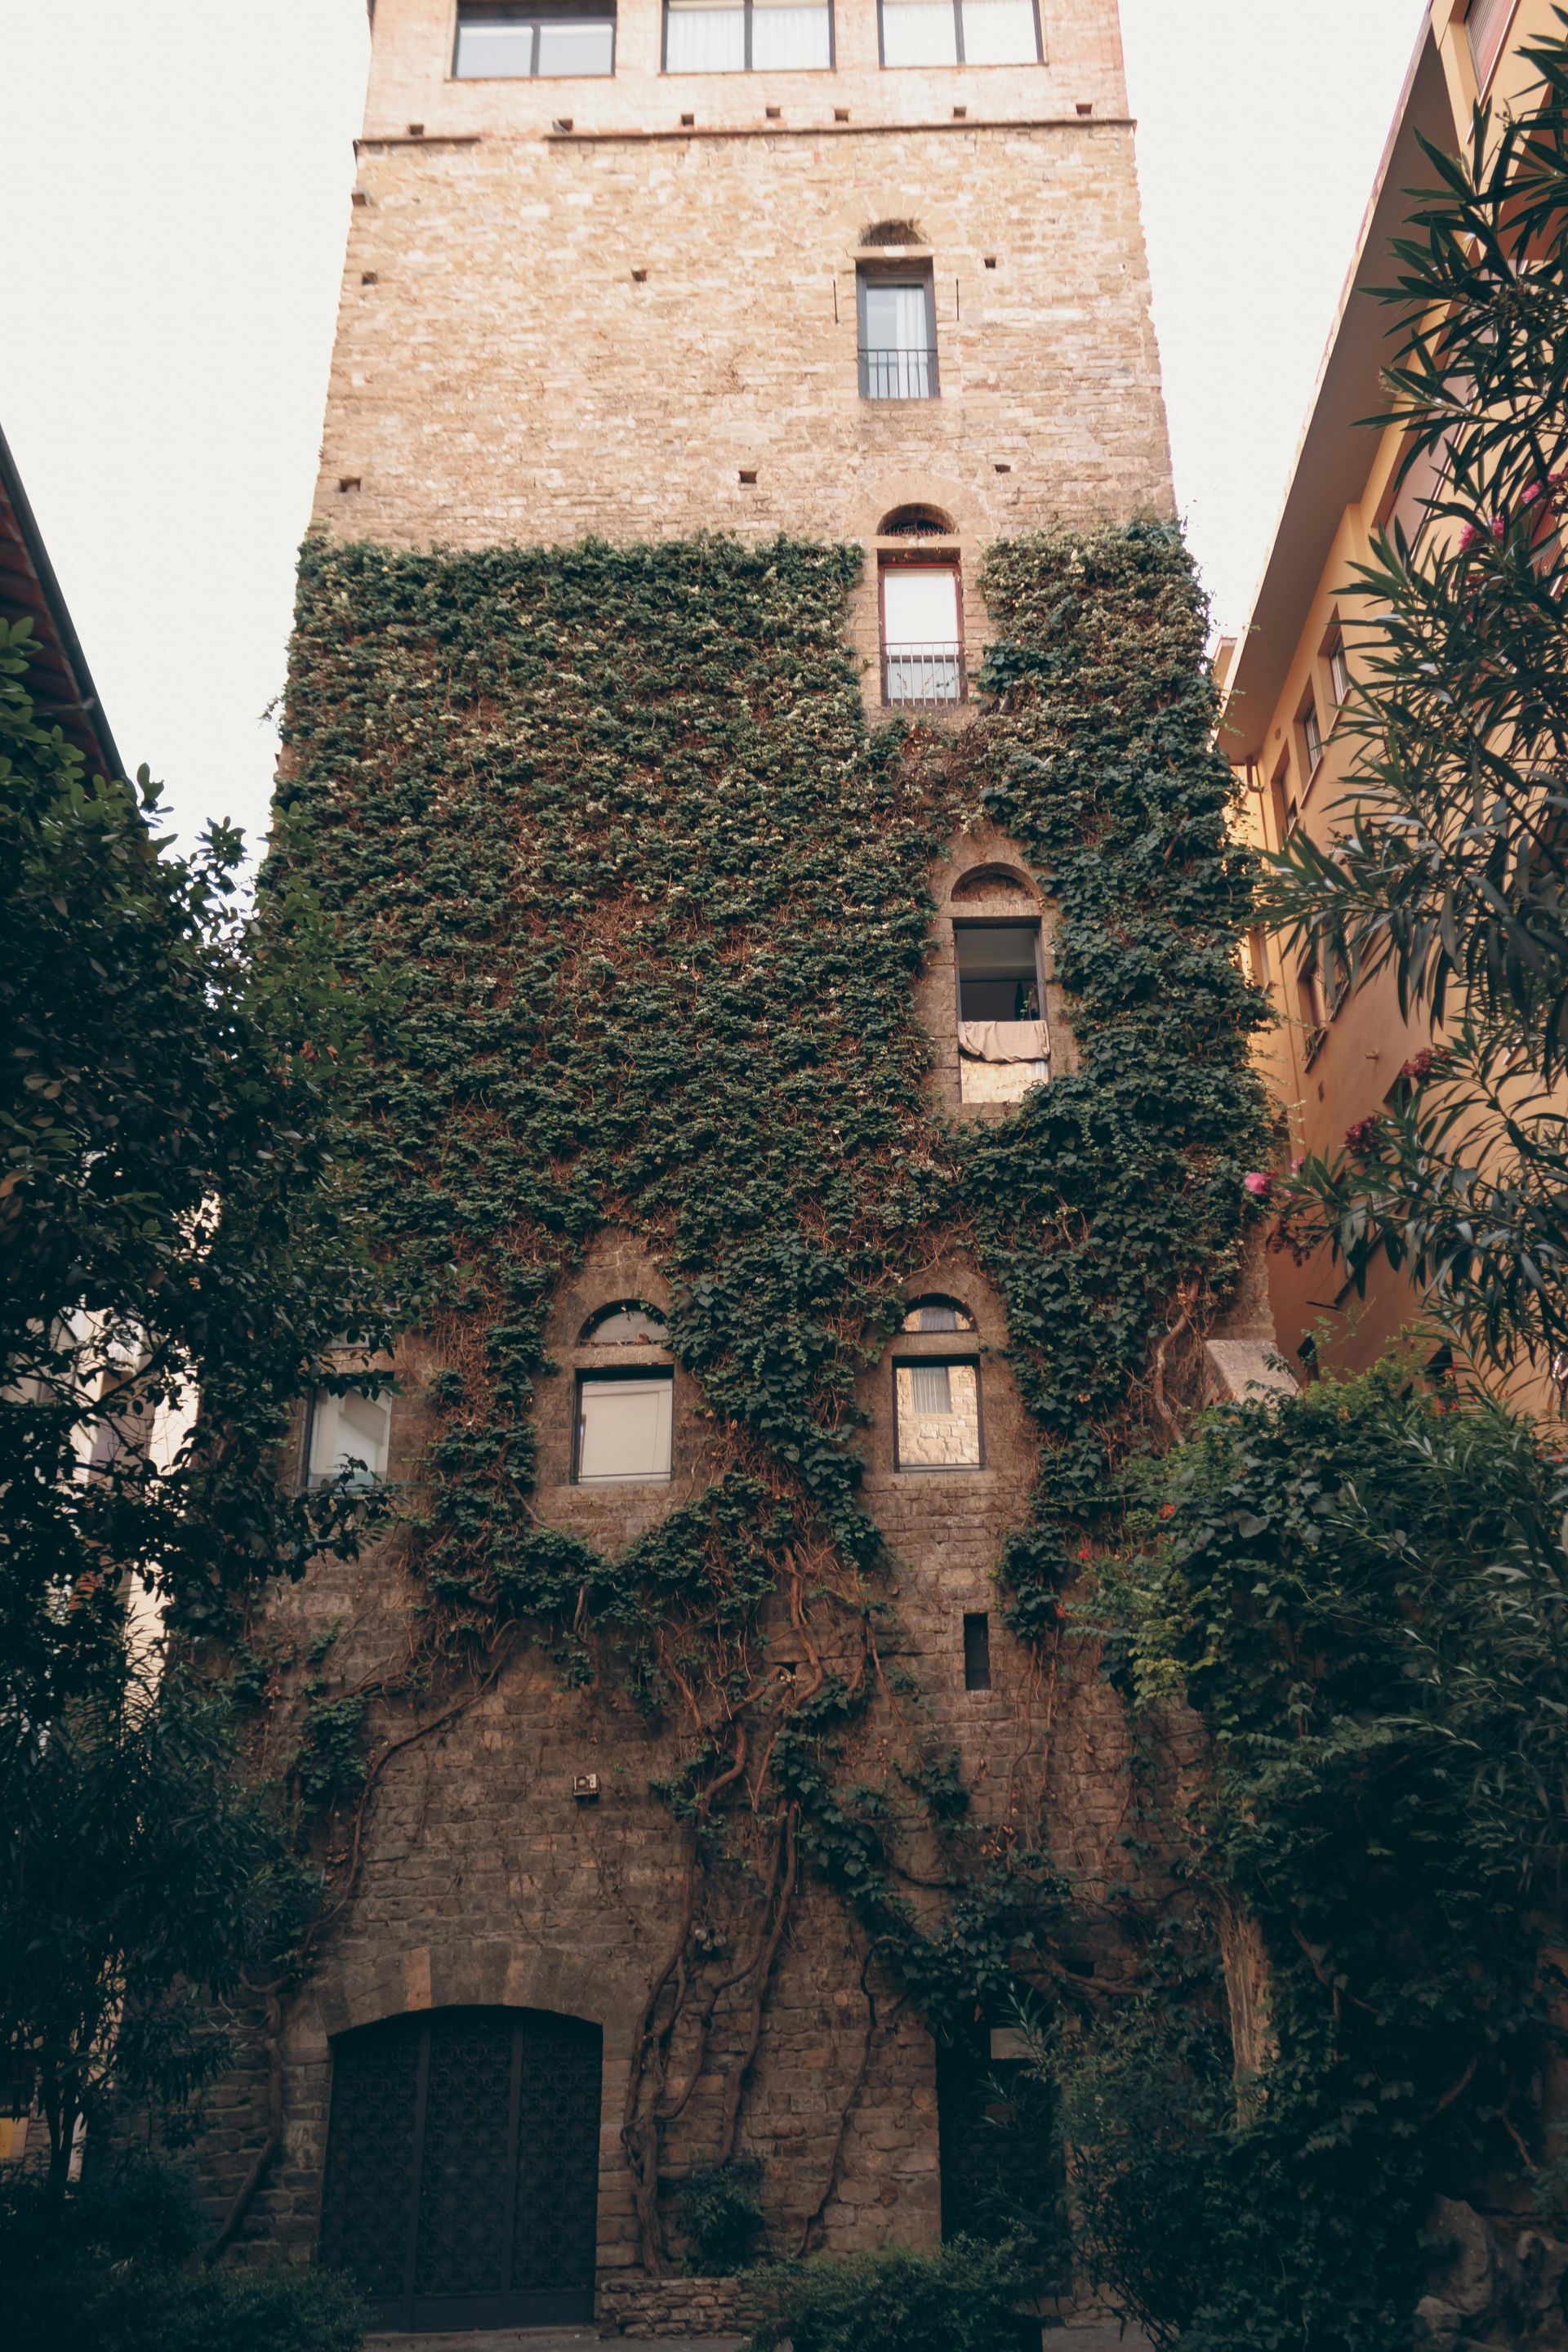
[1524,481,1546,507]
[1492,514,1508,537]
[1459,523,1481,551]
[1243,1171,1272,1198]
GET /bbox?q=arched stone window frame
[915,828,1074,1120]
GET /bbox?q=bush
[0,2157,363,2352]
[745,2238,1035,2352]
[676,2157,767,2271]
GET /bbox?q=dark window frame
[891,1350,985,1472]
[962,1610,991,1690]
[453,0,618,80]
[661,0,835,74]
[856,261,939,400]
[572,1363,675,1486]
[875,0,1042,69]
[950,914,1045,1035]
[878,550,964,708]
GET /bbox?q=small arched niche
[950,864,1036,904]
[579,1301,667,1345]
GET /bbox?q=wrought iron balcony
[858,345,940,400]
[881,644,967,709]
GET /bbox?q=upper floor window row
[453,0,1040,75]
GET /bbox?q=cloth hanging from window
[958,1019,1050,1064]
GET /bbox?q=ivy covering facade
[248,516,1270,2265]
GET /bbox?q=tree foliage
[1266,19,1568,1375]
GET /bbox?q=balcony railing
[882,644,967,709]
[858,345,939,400]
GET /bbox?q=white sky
[1,0,1429,861]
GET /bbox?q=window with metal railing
[454,0,617,78]
[662,0,832,70]
[880,560,964,707]
[858,265,938,400]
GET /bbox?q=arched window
[893,1301,982,1469]
[878,503,955,540]
[575,1303,673,1483]
[579,1301,667,1344]
[950,863,1034,902]
[860,216,924,247]
[901,1296,975,1333]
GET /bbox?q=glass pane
[310,1388,391,1489]
[455,23,537,74]
[882,565,959,644]
[537,18,616,72]
[578,1377,673,1481]
[586,1303,667,1343]
[880,0,957,64]
[896,1361,981,1468]
[862,283,929,353]
[956,923,1040,1020]
[665,1,746,69]
[901,1299,973,1332]
[958,0,1037,63]
[751,0,832,68]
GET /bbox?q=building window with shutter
[305,1388,393,1491]
[575,1370,674,1483]
[1300,695,1324,777]
[1466,0,1518,93]
[454,1,617,78]
[880,559,964,706]
[1326,627,1351,710]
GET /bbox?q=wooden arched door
[318,2006,602,2332]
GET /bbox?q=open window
[893,1352,982,1470]
[454,0,617,77]
[954,920,1047,1104]
[575,1370,673,1483]
[858,262,938,401]
[306,1388,392,1491]
[880,559,963,707]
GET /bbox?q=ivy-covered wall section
[236,519,1269,2274]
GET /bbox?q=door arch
[318,2005,603,2332]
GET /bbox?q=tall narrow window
[1325,629,1351,709]
[455,0,617,78]
[663,0,831,69]
[880,563,963,707]
[1466,0,1517,91]
[576,1370,673,1483]
[955,920,1048,1104]
[962,1611,991,1690]
[1300,697,1323,776]
[858,265,938,400]
[878,0,1038,65]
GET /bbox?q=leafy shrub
[677,2156,767,2271]
[0,2157,363,2352]
[745,2238,1034,2352]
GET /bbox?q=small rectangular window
[954,920,1047,1103]
[878,0,1038,65]
[307,1388,392,1490]
[894,1356,982,1469]
[576,1371,673,1483]
[455,0,617,78]
[880,561,963,707]
[858,264,938,402]
[664,0,832,71]
[963,1610,991,1690]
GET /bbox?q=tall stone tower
[191,3,1267,2334]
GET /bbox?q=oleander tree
[1265,15,1568,1379]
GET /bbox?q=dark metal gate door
[319,2006,603,2332]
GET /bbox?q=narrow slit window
[963,1610,991,1690]
[576,1371,673,1483]
[1326,629,1351,709]
[894,1356,982,1468]
[455,0,617,78]
[1301,697,1324,776]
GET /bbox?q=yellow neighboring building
[1219,0,1557,1381]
